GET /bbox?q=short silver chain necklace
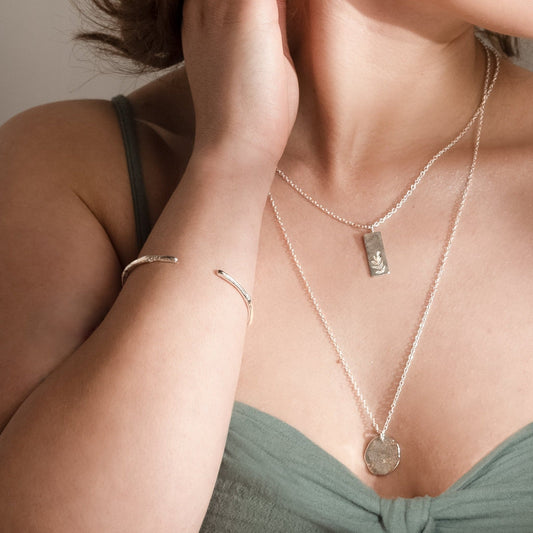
[268,43,499,476]
[275,40,498,278]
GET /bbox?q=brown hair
[73,0,185,72]
[73,1,519,73]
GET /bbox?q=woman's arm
[0,0,298,530]
[0,114,271,532]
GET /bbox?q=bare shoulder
[1,99,132,261]
[0,99,127,430]
[0,65,198,430]
[0,77,193,431]
[1,69,194,264]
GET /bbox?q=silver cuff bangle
[121,256,253,327]
[215,269,254,326]
[121,255,179,286]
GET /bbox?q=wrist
[190,137,281,180]
[181,145,277,215]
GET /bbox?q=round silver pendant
[364,435,401,476]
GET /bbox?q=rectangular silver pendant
[363,231,390,277]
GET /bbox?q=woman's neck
[281,0,489,191]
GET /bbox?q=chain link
[275,43,500,233]
[268,42,500,439]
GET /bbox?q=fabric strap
[111,94,152,251]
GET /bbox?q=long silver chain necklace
[268,43,499,476]
[275,38,498,279]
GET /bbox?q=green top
[200,402,533,532]
[110,95,533,532]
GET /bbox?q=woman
[0,0,532,530]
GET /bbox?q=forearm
[0,149,275,531]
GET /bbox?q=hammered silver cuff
[121,255,179,286]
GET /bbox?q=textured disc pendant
[363,231,390,277]
[364,435,401,476]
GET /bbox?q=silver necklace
[268,44,499,476]
[275,39,498,279]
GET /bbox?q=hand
[181,0,300,168]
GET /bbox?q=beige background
[0,0,159,125]
[1,1,533,126]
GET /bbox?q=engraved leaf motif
[370,251,387,274]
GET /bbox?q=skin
[0,0,532,529]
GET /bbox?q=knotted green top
[200,402,533,532]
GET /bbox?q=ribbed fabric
[200,402,533,532]
[111,94,152,251]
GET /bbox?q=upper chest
[233,150,533,498]
[105,67,533,499]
